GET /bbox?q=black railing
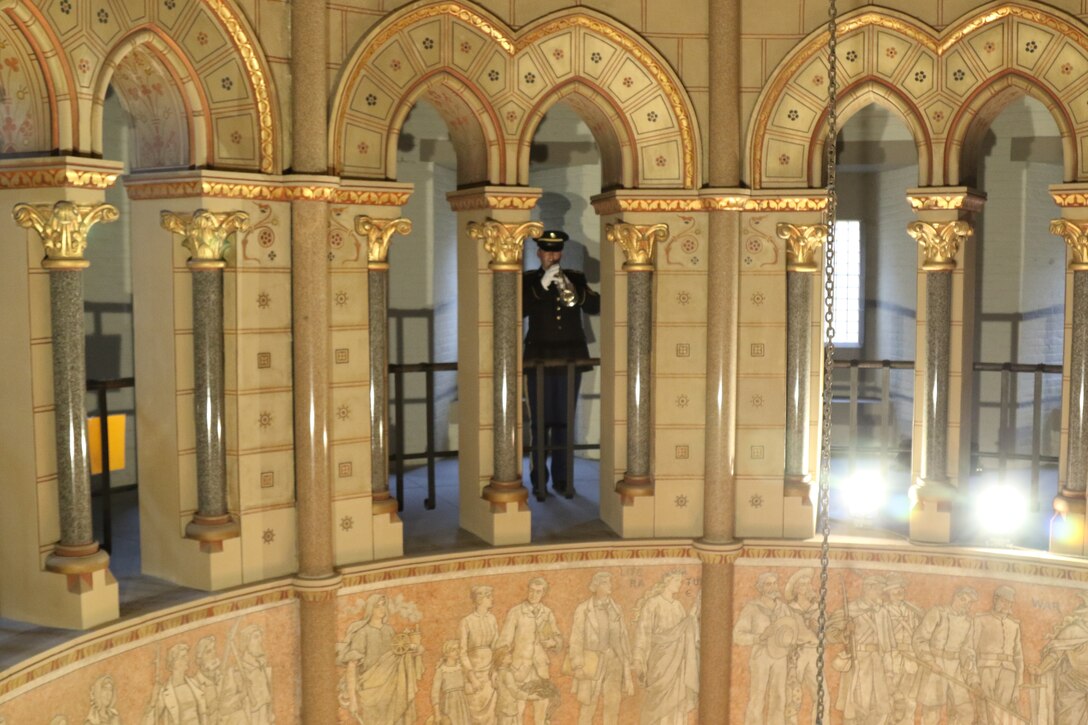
[387,358,603,510]
[523,358,601,501]
[830,359,915,476]
[389,362,459,511]
[86,376,136,553]
[972,361,1062,510]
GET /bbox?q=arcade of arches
[7,0,1088,723]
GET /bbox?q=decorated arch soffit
[1,0,278,173]
[0,7,51,154]
[747,1,1088,189]
[330,1,701,189]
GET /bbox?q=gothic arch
[330,1,700,189]
[748,1,1088,188]
[807,79,930,187]
[947,71,1076,185]
[3,0,280,172]
[92,31,209,170]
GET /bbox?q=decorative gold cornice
[355,215,413,269]
[12,201,119,269]
[467,219,543,271]
[1051,192,1088,208]
[908,194,985,212]
[447,192,541,212]
[125,179,411,205]
[606,222,669,271]
[777,222,826,273]
[161,209,250,269]
[1050,219,1088,271]
[205,0,275,173]
[0,167,119,190]
[906,220,972,271]
[590,194,828,215]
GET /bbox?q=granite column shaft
[785,272,813,481]
[922,272,952,483]
[191,268,227,519]
[626,270,652,481]
[368,268,391,500]
[50,269,95,552]
[493,271,519,483]
[1067,270,1088,492]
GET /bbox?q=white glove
[541,265,561,289]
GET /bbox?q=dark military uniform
[522,266,600,498]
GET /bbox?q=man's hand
[541,265,560,289]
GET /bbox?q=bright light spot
[1052,511,1083,548]
[975,483,1028,539]
[842,469,886,521]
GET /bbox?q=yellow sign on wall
[87,414,126,474]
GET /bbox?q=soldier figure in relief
[882,574,922,725]
[733,572,791,725]
[912,587,979,725]
[974,586,1023,715]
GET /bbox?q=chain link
[814,0,838,721]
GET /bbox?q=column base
[783,475,815,539]
[482,477,529,509]
[185,514,241,553]
[1050,488,1086,555]
[372,495,404,560]
[616,473,654,504]
[909,477,955,544]
[34,547,119,629]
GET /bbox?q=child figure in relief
[494,646,541,725]
[431,640,471,725]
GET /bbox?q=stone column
[1049,211,1088,553]
[776,222,826,537]
[13,201,118,574]
[355,215,412,548]
[906,188,982,543]
[467,219,544,510]
[606,222,669,501]
[161,210,248,549]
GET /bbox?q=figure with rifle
[912,586,980,725]
[829,574,893,725]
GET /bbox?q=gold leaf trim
[205,0,275,174]
[13,201,119,261]
[776,222,827,273]
[908,194,985,211]
[0,168,119,190]
[355,215,413,264]
[591,195,828,214]
[124,180,411,205]
[1051,219,1088,271]
[447,193,541,212]
[606,221,670,270]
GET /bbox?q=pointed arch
[748,1,1088,188]
[330,1,700,188]
[808,79,930,188]
[946,71,1075,186]
[517,80,633,190]
[92,30,210,170]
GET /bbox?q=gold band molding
[125,179,412,205]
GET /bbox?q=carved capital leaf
[906,220,972,271]
[467,219,544,270]
[1050,219,1088,271]
[605,222,669,270]
[161,209,250,264]
[776,222,827,273]
[13,201,119,266]
[354,215,413,266]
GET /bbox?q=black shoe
[552,482,575,499]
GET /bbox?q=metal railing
[972,361,1062,510]
[830,359,915,477]
[387,358,602,509]
[524,358,601,501]
[86,376,136,553]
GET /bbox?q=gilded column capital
[161,209,249,270]
[12,200,119,270]
[467,219,543,272]
[1050,219,1088,271]
[605,222,670,271]
[906,220,972,272]
[354,215,413,270]
[776,222,826,273]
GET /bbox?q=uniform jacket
[522,268,600,361]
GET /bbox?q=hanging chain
[814,0,839,721]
